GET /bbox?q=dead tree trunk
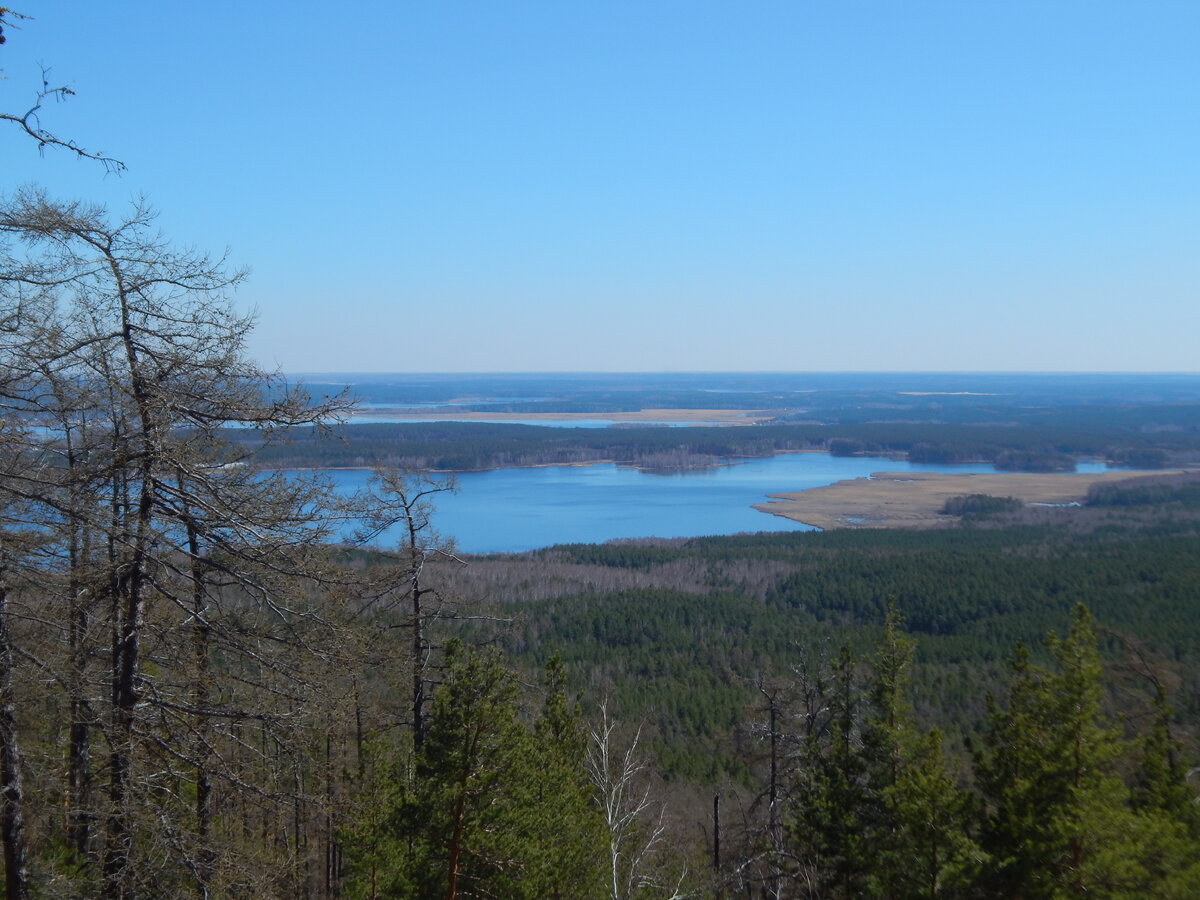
[0,563,30,900]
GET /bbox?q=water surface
[318,454,1109,554]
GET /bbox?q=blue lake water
[315,454,1111,554]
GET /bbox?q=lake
[317,454,1111,554]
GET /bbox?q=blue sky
[2,2,1197,372]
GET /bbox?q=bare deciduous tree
[0,188,358,897]
[354,469,460,748]
[586,702,690,900]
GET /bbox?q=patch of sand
[754,469,1198,530]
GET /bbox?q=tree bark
[0,564,30,900]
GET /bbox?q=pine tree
[788,643,870,899]
[883,728,978,899]
[340,736,411,900]
[1124,684,1200,897]
[863,604,978,899]
[972,640,1052,898]
[1131,685,1199,835]
[406,640,531,898]
[345,643,605,899]
[973,604,1171,899]
[525,656,606,899]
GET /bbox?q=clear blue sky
[2,1,1197,372]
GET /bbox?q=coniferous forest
[4,10,1200,897]
[2,187,1200,898]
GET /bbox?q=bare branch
[2,58,126,171]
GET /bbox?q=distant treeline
[302,372,1200,417]
[777,399,1200,430]
[233,419,1200,472]
[1088,471,1200,508]
[235,422,822,470]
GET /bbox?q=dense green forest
[428,491,1200,777]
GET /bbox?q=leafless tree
[586,702,691,900]
[0,536,32,900]
[0,188,358,897]
[352,469,460,748]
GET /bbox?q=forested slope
[436,496,1200,783]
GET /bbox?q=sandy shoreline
[754,469,1198,530]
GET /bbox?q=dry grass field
[755,469,1199,530]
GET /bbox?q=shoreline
[274,456,751,475]
[754,468,1199,530]
[342,407,776,425]
[268,446,832,475]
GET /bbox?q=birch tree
[586,703,689,900]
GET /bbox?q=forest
[457,487,1200,777]
[3,36,1200,898]
[0,189,1198,897]
[233,418,1200,474]
[5,6,1200,899]
[239,365,1200,475]
[2,182,1199,897]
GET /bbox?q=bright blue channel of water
[312,454,1110,554]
